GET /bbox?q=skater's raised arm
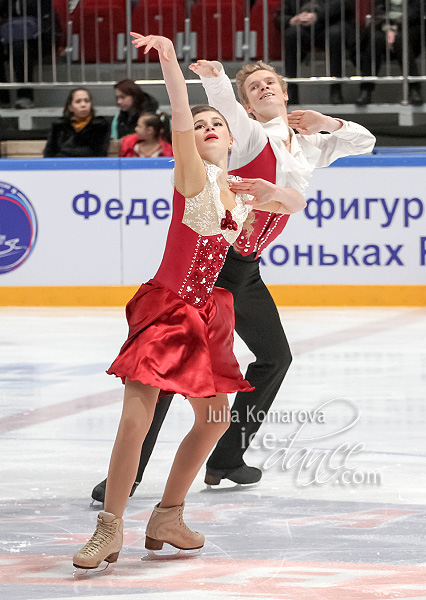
[288,109,376,166]
[130,34,206,197]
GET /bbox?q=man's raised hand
[189,60,221,78]
[288,110,342,135]
[228,178,277,206]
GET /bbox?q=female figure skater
[73,33,303,570]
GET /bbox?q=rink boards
[0,154,425,305]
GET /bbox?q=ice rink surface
[1,306,425,600]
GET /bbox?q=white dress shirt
[200,68,376,194]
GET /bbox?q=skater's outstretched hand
[189,60,222,78]
[288,110,342,135]
[129,32,191,133]
[229,178,306,214]
[130,33,173,61]
[129,33,205,197]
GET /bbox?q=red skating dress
[107,162,254,398]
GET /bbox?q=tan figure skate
[145,502,205,553]
[73,511,123,569]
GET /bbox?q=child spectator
[119,112,172,157]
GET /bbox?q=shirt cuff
[200,66,228,94]
[331,119,364,136]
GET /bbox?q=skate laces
[178,507,198,537]
[80,520,117,556]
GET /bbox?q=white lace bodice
[181,161,252,244]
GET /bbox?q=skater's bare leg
[135,394,173,483]
[160,393,229,508]
[104,378,159,518]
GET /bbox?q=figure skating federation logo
[0,182,38,274]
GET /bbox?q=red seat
[250,0,282,61]
[357,0,372,26]
[190,0,245,61]
[131,0,185,62]
[69,0,127,63]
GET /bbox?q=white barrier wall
[0,155,425,289]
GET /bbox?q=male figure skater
[91,58,375,502]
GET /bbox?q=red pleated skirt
[107,279,253,398]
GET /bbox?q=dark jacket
[0,0,52,28]
[274,0,355,30]
[0,0,56,50]
[372,0,424,28]
[43,116,110,158]
[0,0,50,18]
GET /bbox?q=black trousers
[284,22,356,103]
[360,27,422,92]
[134,247,292,483]
[284,23,356,78]
[0,39,41,102]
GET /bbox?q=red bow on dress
[221,209,238,231]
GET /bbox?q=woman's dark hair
[190,104,231,135]
[63,87,95,120]
[114,79,154,115]
[142,112,172,145]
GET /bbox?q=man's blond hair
[236,61,287,107]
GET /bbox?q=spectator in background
[356,0,424,106]
[119,112,173,158]
[111,79,159,140]
[43,87,110,157]
[0,0,53,108]
[274,0,356,105]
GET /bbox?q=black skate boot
[91,478,139,504]
[204,463,262,486]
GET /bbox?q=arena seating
[130,0,185,62]
[0,140,46,158]
[52,0,68,53]
[357,0,372,26]
[54,0,127,63]
[250,0,282,61]
[51,0,373,65]
[190,0,245,60]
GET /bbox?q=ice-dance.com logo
[0,182,38,274]
[247,398,382,488]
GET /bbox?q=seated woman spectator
[111,79,159,140]
[119,112,173,158]
[43,87,110,158]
